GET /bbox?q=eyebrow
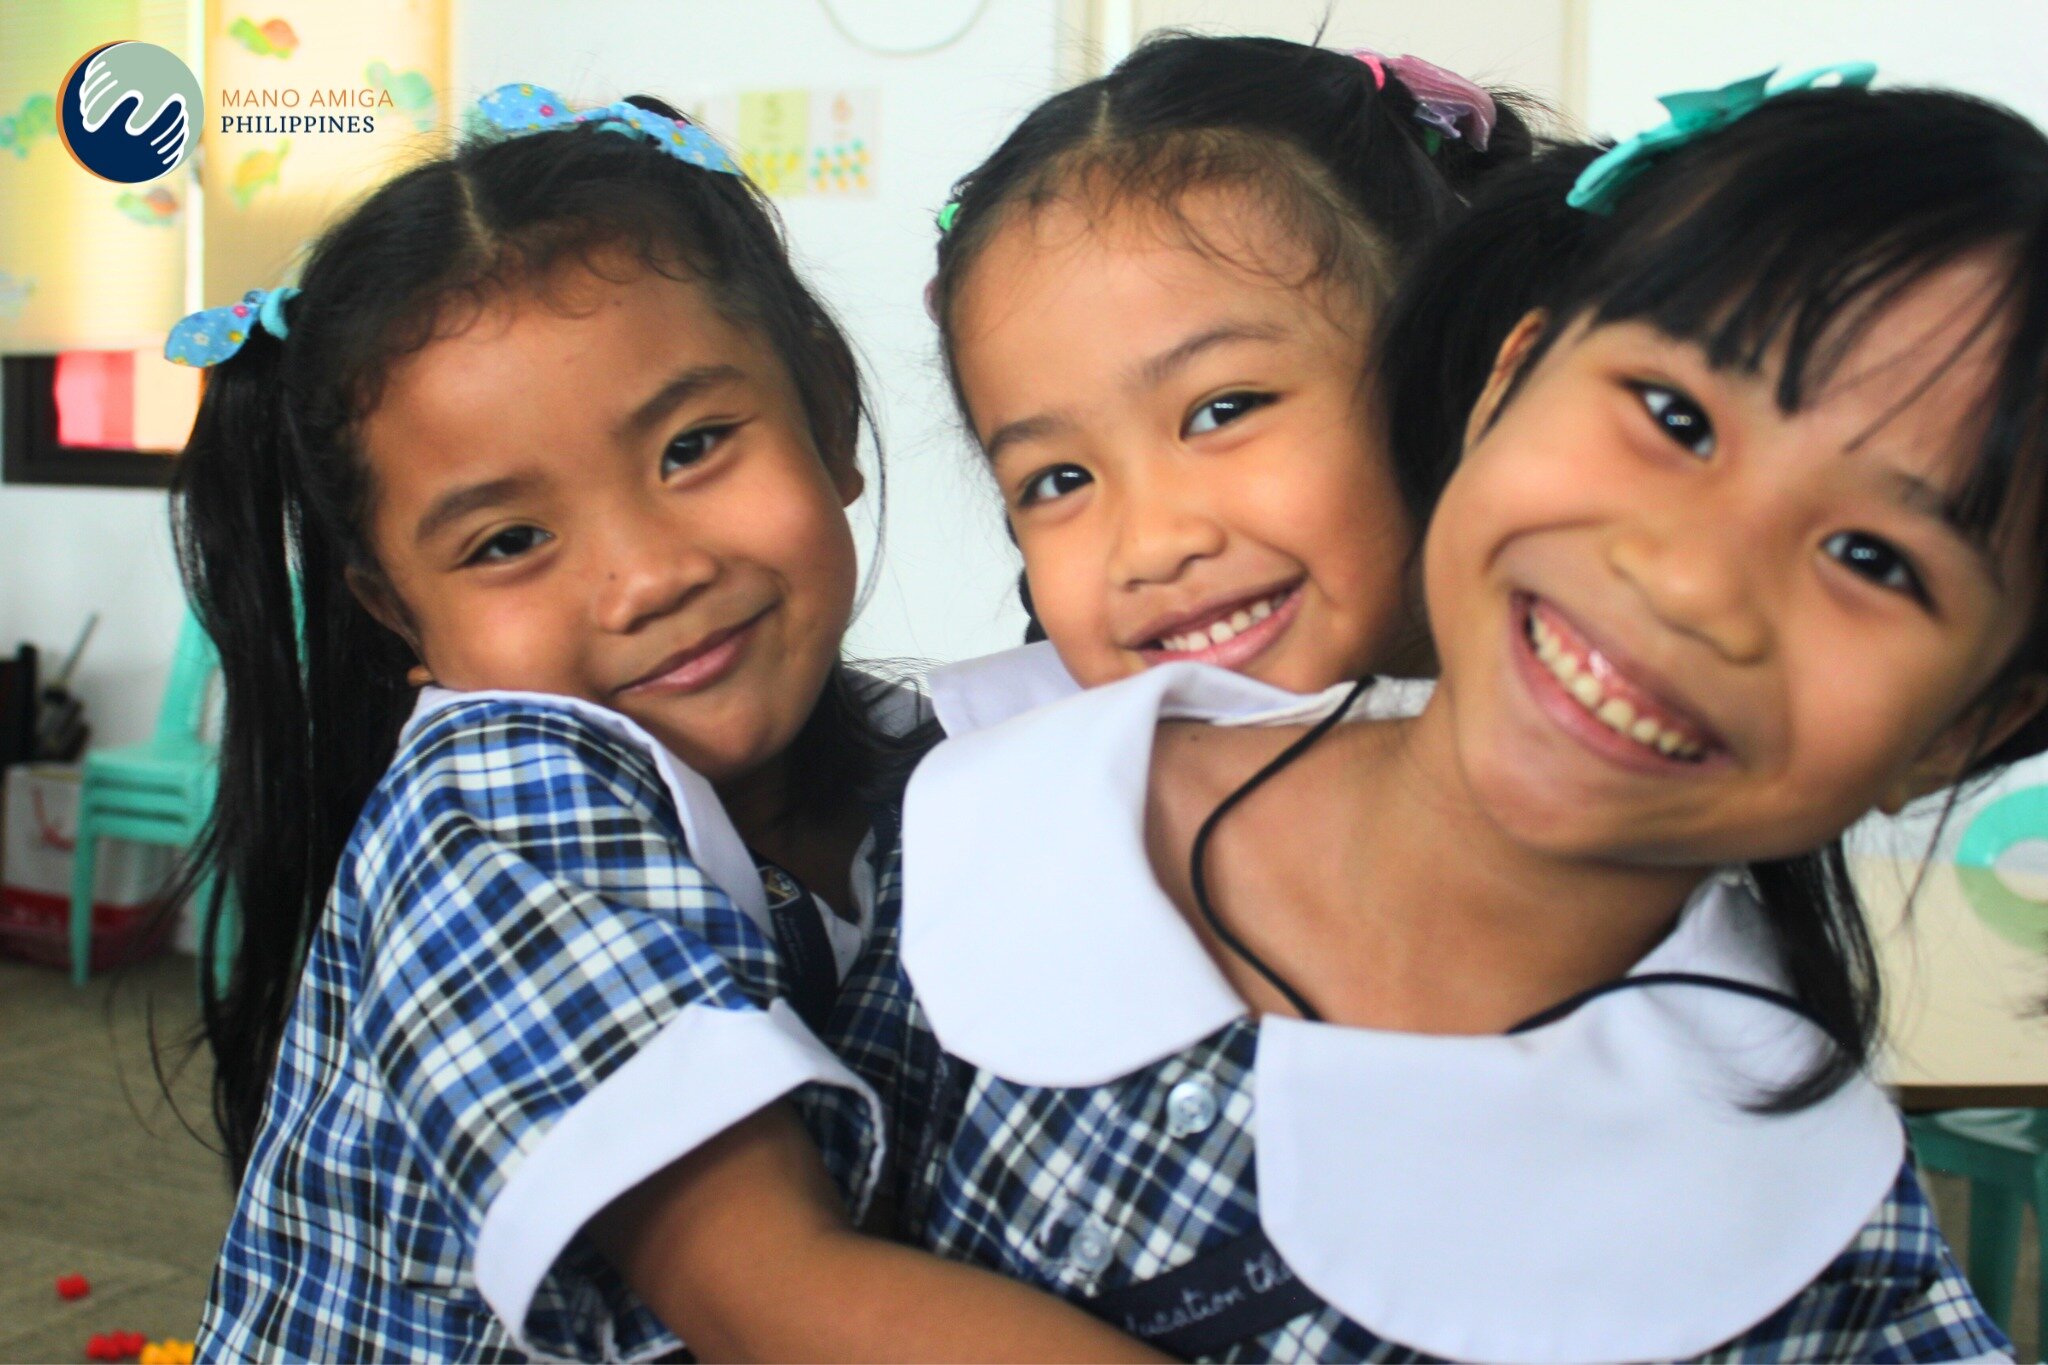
[1877,465,2006,590]
[1136,320,1289,390]
[412,474,544,548]
[613,363,748,445]
[982,321,1289,462]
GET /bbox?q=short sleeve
[351,701,880,1360]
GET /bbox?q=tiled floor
[0,954,230,1363]
[0,952,2039,1362]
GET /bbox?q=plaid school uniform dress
[823,651,2011,1364]
[198,694,888,1362]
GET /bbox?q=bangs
[1565,89,2048,545]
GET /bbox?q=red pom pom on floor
[55,1273,91,1300]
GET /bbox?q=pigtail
[171,313,411,1177]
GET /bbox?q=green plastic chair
[67,606,234,990]
[1909,1108,2048,1339]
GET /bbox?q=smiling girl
[847,71,2048,1360]
[175,90,1162,1360]
[924,35,1535,700]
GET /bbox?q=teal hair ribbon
[1568,62,1877,214]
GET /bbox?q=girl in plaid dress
[172,90,1166,1360]
[840,72,2048,1362]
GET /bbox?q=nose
[1606,512,1772,664]
[1108,470,1227,590]
[592,506,721,635]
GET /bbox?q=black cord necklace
[1184,680,1821,1038]
[1186,676,1372,1023]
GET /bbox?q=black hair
[171,98,927,1176]
[1381,83,2048,1108]
[927,32,1544,638]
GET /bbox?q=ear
[1463,310,1549,454]
[1877,674,2048,814]
[345,565,432,685]
[832,456,866,508]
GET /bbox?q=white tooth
[1230,610,1253,632]
[1209,619,1238,645]
[1249,599,1274,623]
[1631,717,1660,745]
[1570,674,1602,708]
[1553,651,1581,681]
[1656,732,1682,755]
[1536,632,1560,663]
[1675,742,1702,761]
[1597,698,1636,732]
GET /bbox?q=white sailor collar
[926,640,1432,737]
[407,687,769,938]
[900,664,1904,1364]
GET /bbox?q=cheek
[1018,525,1103,626]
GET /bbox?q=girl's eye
[1184,391,1275,438]
[1822,531,1927,601]
[1018,464,1093,507]
[469,525,552,565]
[662,425,730,476]
[1634,384,1715,457]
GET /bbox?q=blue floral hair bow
[477,82,739,174]
[1568,62,1877,214]
[164,286,300,366]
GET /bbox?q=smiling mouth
[620,608,770,697]
[1138,583,1303,668]
[1517,595,1721,764]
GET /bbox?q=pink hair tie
[1352,49,1498,152]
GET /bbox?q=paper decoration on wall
[737,89,808,196]
[1955,784,2048,950]
[228,16,299,57]
[809,88,873,194]
[0,94,55,158]
[704,87,876,199]
[366,60,435,131]
[115,185,180,226]
[0,271,35,319]
[232,141,290,207]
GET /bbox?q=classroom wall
[0,473,187,749]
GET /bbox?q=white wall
[0,475,186,748]
[1584,0,2048,136]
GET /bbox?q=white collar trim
[407,687,769,937]
[901,666,1903,1362]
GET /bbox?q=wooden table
[1854,855,2048,1113]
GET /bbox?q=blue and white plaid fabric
[830,892,2011,1363]
[199,697,887,1362]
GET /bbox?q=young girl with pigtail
[176,87,1173,1361]
[841,66,2042,1361]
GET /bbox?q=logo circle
[58,41,202,183]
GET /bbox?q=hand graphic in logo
[58,41,202,183]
